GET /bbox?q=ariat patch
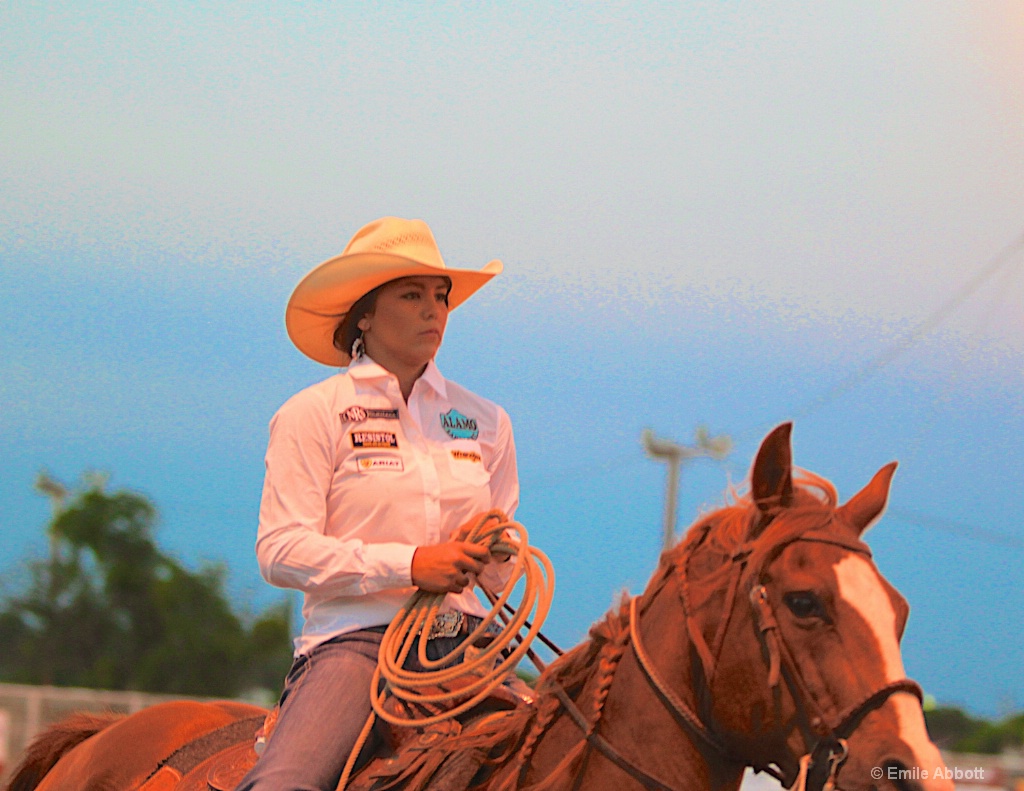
[357,456,404,473]
[350,431,398,449]
[439,409,478,440]
[340,406,399,423]
[450,449,482,464]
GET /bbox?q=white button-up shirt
[256,356,519,656]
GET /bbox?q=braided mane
[504,596,634,786]
[534,595,632,701]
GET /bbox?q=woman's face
[359,276,450,371]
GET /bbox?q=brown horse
[7,423,952,791]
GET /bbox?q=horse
[7,423,952,791]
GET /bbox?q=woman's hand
[411,541,491,593]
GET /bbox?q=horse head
[661,423,951,791]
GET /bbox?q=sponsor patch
[439,409,479,440]
[350,431,398,449]
[340,406,399,423]
[357,455,404,473]
[450,449,482,464]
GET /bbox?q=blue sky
[2,2,1022,716]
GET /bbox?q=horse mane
[536,594,633,699]
[669,469,842,585]
[495,595,634,785]
[5,710,124,791]
[532,469,842,705]
[680,469,837,549]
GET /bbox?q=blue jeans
[236,629,467,791]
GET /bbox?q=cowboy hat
[286,217,503,366]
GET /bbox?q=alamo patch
[340,406,399,423]
[357,455,403,473]
[350,431,398,449]
[450,449,482,464]
[439,409,478,440]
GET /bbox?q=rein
[533,528,924,791]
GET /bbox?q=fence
[2,682,1022,790]
[0,681,226,784]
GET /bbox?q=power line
[787,231,1024,424]
[523,232,1024,553]
[731,229,1024,445]
[898,243,1024,472]
[886,506,1023,550]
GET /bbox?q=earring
[350,335,365,360]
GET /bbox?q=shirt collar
[417,359,448,400]
[346,355,448,399]
[346,355,390,381]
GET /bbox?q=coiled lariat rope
[336,510,555,790]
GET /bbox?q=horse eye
[783,591,824,619]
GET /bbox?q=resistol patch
[439,409,478,440]
[450,449,482,464]
[349,431,398,449]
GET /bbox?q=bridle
[541,523,924,791]
[746,572,922,791]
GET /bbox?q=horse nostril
[884,760,924,791]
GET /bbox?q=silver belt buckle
[425,611,464,640]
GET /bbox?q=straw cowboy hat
[286,217,503,366]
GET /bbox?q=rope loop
[337,510,554,789]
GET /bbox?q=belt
[426,611,489,640]
[364,612,500,641]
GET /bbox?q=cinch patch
[357,456,404,473]
[350,431,398,449]
[450,449,482,464]
[340,406,399,423]
[439,409,478,440]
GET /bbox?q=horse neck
[521,569,746,791]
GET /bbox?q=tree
[0,474,293,698]
[925,706,1024,754]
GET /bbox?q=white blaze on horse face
[834,556,950,786]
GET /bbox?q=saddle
[141,682,533,791]
[137,715,265,791]
[344,681,533,791]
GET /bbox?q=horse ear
[749,422,794,537]
[837,461,898,536]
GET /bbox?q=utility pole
[34,471,67,564]
[643,426,732,551]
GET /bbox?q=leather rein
[542,529,924,791]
